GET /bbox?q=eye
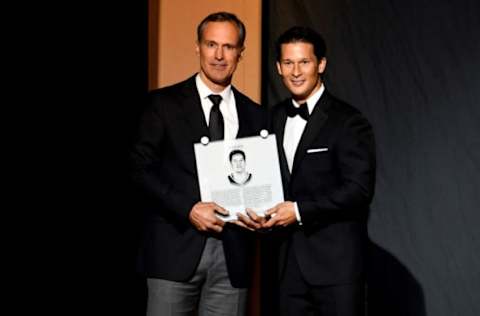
[206,42,217,48]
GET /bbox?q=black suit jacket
[132,75,266,288]
[271,90,376,286]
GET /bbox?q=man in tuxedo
[242,26,376,316]
[131,12,266,316]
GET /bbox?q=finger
[207,222,224,233]
[246,209,263,223]
[275,218,288,227]
[237,212,251,223]
[212,224,223,233]
[262,216,279,228]
[195,201,211,209]
[262,220,274,229]
[214,204,229,216]
[213,217,226,227]
[195,222,207,231]
[232,220,254,231]
[238,213,262,229]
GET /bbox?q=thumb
[265,207,277,216]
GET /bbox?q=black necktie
[208,94,224,141]
[286,101,309,121]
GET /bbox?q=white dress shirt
[196,74,239,140]
[283,84,325,224]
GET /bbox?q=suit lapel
[291,92,330,176]
[178,76,209,141]
[233,87,247,138]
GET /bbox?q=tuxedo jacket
[131,75,266,288]
[271,90,376,286]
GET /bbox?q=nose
[292,63,301,77]
[215,47,224,60]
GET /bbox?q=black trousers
[279,251,364,316]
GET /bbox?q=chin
[286,84,302,93]
[290,89,307,98]
[209,75,229,85]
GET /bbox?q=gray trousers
[147,238,247,316]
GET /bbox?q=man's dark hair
[197,12,246,48]
[229,149,246,162]
[275,26,326,61]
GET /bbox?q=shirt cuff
[294,202,303,225]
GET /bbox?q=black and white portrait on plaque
[194,134,284,221]
[227,149,252,186]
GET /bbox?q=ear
[276,61,282,76]
[238,46,245,61]
[318,57,327,74]
[195,42,200,56]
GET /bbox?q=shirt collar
[291,84,325,114]
[195,74,233,105]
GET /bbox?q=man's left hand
[263,201,297,228]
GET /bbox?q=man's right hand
[189,202,229,233]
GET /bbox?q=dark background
[32,0,479,315]
[73,2,150,315]
[263,1,480,316]
[28,1,149,315]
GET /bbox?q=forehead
[201,21,240,44]
[232,153,244,159]
[280,42,316,60]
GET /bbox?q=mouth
[290,79,305,87]
[211,63,228,70]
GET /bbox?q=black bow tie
[286,102,309,121]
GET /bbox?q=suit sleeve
[298,113,376,224]
[130,97,196,224]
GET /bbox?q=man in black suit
[241,26,376,315]
[131,12,266,316]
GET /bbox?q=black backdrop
[262,0,480,315]
[31,2,149,315]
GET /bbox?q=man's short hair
[197,12,246,48]
[229,149,246,162]
[275,26,326,61]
